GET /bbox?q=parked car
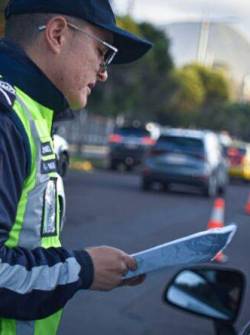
[227,141,250,182]
[53,134,70,177]
[108,126,155,170]
[163,265,247,335]
[141,128,228,197]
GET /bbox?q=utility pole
[127,0,135,16]
[197,20,210,64]
[196,16,239,66]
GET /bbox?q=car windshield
[115,127,150,137]
[155,135,205,157]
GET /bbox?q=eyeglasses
[38,22,118,71]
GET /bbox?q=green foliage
[88,16,174,123]
[169,67,205,113]
[161,62,232,128]
[184,63,231,106]
[116,15,141,35]
[88,18,233,130]
[196,102,250,141]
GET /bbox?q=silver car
[141,128,228,197]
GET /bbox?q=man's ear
[44,16,69,54]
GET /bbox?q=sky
[112,0,250,41]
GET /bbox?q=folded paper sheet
[124,224,237,279]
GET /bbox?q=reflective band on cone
[207,198,228,263]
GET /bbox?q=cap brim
[92,23,153,64]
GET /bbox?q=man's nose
[97,69,108,82]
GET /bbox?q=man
[0,0,152,334]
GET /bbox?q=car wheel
[203,176,217,198]
[57,152,69,177]
[141,178,151,191]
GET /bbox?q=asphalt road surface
[59,169,250,335]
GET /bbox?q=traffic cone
[244,192,250,215]
[207,198,228,263]
[207,198,225,230]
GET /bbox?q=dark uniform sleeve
[0,104,94,321]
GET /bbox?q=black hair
[5,13,85,47]
[5,13,56,46]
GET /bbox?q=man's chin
[68,97,88,111]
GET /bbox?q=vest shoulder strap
[0,80,31,175]
[0,79,16,111]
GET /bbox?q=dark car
[108,126,155,170]
[141,128,228,197]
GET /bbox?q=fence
[55,110,115,156]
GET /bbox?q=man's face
[56,21,113,110]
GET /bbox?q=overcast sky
[113,0,250,41]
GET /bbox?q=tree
[88,16,174,123]
[161,62,232,127]
[197,102,250,140]
[168,67,205,113]
[184,63,231,107]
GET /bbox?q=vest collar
[0,38,70,118]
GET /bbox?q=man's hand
[86,246,145,291]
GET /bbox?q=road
[59,169,250,335]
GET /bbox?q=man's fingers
[86,246,141,291]
[120,274,146,287]
[122,254,137,272]
[120,262,129,276]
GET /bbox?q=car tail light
[108,134,122,143]
[141,137,155,146]
[227,148,244,166]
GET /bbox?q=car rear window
[227,146,247,165]
[115,127,150,137]
[228,147,246,156]
[155,135,205,156]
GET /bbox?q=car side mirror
[163,266,245,324]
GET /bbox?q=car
[163,265,248,335]
[53,134,70,177]
[108,126,155,170]
[141,128,228,197]
[227,141,250,182]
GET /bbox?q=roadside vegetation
[88,15,250,141]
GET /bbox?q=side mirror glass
[163,267,245,323]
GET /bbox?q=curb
[70,160,93,172]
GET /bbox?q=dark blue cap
[5,0,152,64]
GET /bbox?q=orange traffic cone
[207,198,228,263]
[207,198,225,229]
[245,192,250,215]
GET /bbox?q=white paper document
[124,224,237,279]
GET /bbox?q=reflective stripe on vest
[1,88,65,335]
